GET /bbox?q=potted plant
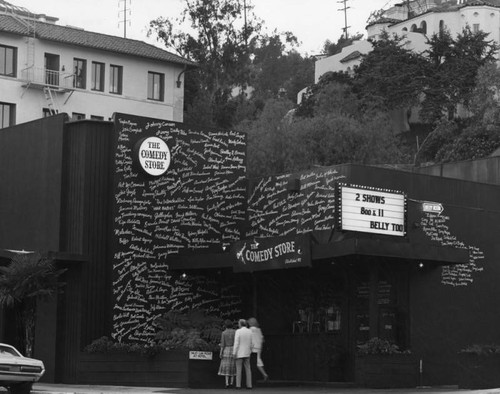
[79,309,224,388]
[80,336,187,387]
[458,344,500,389]
[0,252,65,357]
[355,337,417,389]
[154,309,223,389]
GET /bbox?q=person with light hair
[233,318,253,389]
[248,317,269,381]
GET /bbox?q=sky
[11,0,395,55]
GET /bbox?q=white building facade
[315,0,500,82]
[0,3,195,128]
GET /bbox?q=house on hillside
[0,0,195,128]
[307,0,500,130]
[316,0,500,81]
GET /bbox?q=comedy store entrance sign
[338,183,407,236]
[233,234,311,272]
[135,136,171,177]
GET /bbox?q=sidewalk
[30,383,500,394]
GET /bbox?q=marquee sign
[134,136,171,176]
[338,183,407,236]
[232,234,311,272]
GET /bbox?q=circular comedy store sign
[136,136,171,177]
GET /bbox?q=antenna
[337,0,351,40]
[118,0,131,38]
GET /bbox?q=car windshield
[0,345,20,357]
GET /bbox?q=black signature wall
[110,114,246,343]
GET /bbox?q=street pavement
[26,383,500,394]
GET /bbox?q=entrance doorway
[353,259,410,350]
[253,264,349,382]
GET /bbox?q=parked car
[0,343,44,394]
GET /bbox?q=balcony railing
[21,66,75,90]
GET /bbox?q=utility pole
[338,0,350,40]
[243,0,248,49]
[118,0,131,38]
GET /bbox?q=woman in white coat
[248,317,269,381]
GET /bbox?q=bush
[154,309,223,352]
[357,337,410,355]
[438,125,500,162]
[84,336,165,357]
[85,309,224,355]
[459,344,500,356]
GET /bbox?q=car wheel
[9,382,33,394]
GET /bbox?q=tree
[353,32,427,111]
[295,71,353,118]
[322,33,364,56]
[0,253,65,357]
[250,31,314,103]
[149,0,261,127]
[468,62,500,126]
[238,98,296,177]
[421,27,498,123]
[240,81,410,177]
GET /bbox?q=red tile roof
[340,50,363,63]
[0,14,196,67]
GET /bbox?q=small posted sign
[189,351,213,360]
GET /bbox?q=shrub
[84,336,165,357]
[154,309,223,352]
[459,344,500,356]
[357,337,410,355]
[85,309,224,355]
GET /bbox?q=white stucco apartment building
[0,1,195,128]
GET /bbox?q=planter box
[458,354,500,389]
[355,354,418,388]
[188,352,221,389]
[77,350,221,388]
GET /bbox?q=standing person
[218,319,236,388]
[248,317,269,381]
[233,318,253,389]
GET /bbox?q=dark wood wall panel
[0,114,67,251]
[61,120,115,347]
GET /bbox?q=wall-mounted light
[181,272,187,279]
[418,262,424,269]
[286,177,300,193]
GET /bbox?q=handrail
[20,66,75,90]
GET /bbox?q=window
[0,102,15,129]
[419,21,427,34]
[0,45,16,77]
[439,20,445,34]
[109,65,123,94]
[73,58,86,89]
[473,23,480,33]
[72,112,85,120]
[147,71,164,101]
[91,62,105,91]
